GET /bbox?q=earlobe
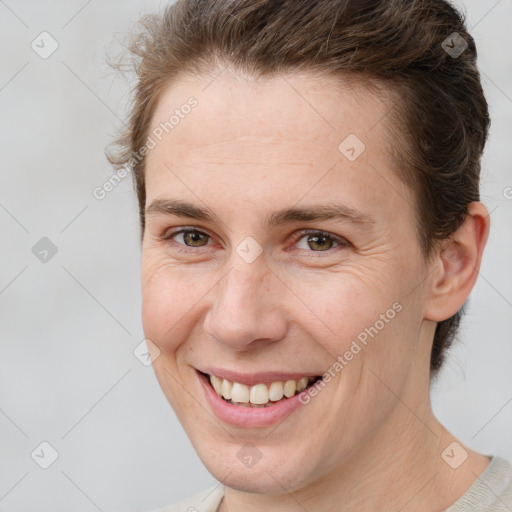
[424,202,490,322]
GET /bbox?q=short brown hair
[107,0,490,378]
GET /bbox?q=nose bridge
[204,253,287,349]
[224,258,266,307]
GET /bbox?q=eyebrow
[145,198,376,231]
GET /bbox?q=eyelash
[159,227,350,256]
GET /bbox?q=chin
[194,440,321,495]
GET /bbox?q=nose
[203,257,288,351]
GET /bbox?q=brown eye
[166,229,211,247]
[304,234,334,251]
[294,230,348,253]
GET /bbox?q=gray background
[1,0,511,510]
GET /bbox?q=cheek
[286,264,420,389]
[140,255,205,350]
[284,266,396,342]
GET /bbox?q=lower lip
[197,371,309,428]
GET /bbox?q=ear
[424,202,490,322]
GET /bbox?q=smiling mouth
[199,371,322,407]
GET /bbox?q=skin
[141,68,491,512]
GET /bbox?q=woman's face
[141,69,435,493]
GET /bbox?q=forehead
[144,69,414,228]
[150,69,393,153]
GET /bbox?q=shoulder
[447,455,512,511]
[483,455,512,510]
[146,484,225,512]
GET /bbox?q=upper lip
[196,367,321,387]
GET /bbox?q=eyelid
[160,226,350,254]
[160,226,215,248]
[290,228,350,252]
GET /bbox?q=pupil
[186,232,206,246]
[309,235,331,251]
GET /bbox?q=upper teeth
[209,374,315,405]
